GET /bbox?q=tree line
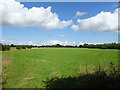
[38,43,120,49]
[81,43,120,49]
[0,43,120,51]
[0,43,32,51]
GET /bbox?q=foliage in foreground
[44,71,120,88]
[43,63,120,88]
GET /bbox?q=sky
[16,0,120,2]
[0,0,119,46]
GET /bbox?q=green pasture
[2,48,118,88]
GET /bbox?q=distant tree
[75,45,78,48]
[55,44,62,47]
[11,44,15,47]
[79,45,83,48]
[101,45,107,49]
[83,43,89,48]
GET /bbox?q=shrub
[16,46,22,50]
[27,46,32,49]
[22,46,26,49]
[2,45,10,51]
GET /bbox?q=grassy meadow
[2,48,118,88]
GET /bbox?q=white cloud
[0,40,83,46]
[41,40,79,45]
[71,25,79,31]
[72,8,119,32]
[1,40,110,46]
[0,0,72,29]
[75,11,87,17]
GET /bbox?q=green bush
[2,45,10,51]
[16,46,22,50]
[22,46,26,49]
[27,46,32,49]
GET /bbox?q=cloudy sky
[0,0,119,45]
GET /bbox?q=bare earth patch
[2,55,12,67]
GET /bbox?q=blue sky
[1,1,118,45]
[16,0,120,2]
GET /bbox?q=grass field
[2,48,118,88]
